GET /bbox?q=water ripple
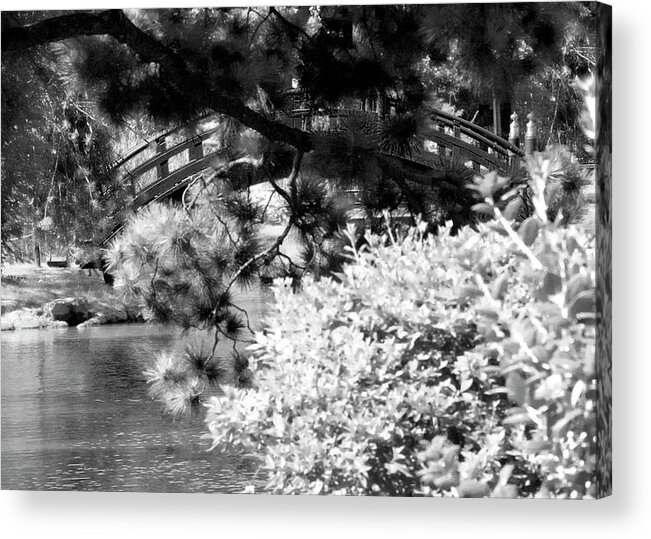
[1,295,269,493]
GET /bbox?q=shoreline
[1,263,145,332]
[1,223,300,332]
[1,297,146,332]
[0,297,147,331]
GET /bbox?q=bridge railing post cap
[509,111,520,139]
[525,112,537,138]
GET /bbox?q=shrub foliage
[205,173,596,498]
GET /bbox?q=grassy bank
[1,263,120,310]
[1,224,300,312]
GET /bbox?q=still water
[1,288,271,492]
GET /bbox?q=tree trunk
[33,225,41,267]
[492,92,501,136]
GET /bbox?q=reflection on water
[1,287,270,492]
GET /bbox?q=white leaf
[571,380,585,407]
[312,480,324,494]
[460,378,473,393]
[272,413,285,436]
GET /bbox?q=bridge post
[188,135,203,162]
[509,111,521,169]
[509,111,520,148]
[437,121,447,158]
[524,112,538,156]
[155,135,169,179]
[452,121,461,159]
[125,171,137,197]
[376,92,385,117]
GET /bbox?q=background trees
[2,11,117,262]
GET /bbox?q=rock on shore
[1,297,145,331]
[47,297,94,325]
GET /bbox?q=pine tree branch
[182,172,212,214]
[226,219,293,292]
[260,189,277,222]
[268,150,303,209]
[229,303,255,335]
[211,210,239,249]
[225,150,303,291]
[268,177,293,208]
[4,12,449,175]
[269,7,312,43]
[2,9,314,152]
[3,11,120,52]
[249,9,272,48]
[276,251,305,271]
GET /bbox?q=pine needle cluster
[105,193,265,414]
[142,339,254,416]
[106,198,264,325]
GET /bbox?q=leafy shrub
[205,167,597,498]
[527,146,595,229]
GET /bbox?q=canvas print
[1,3,611,498]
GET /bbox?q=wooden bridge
[101,104,526,245]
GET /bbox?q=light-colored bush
[205,169,597,497]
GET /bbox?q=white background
[1,0,649,537]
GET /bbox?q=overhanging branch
[2,9,314,152]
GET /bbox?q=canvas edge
[595,0,613,499]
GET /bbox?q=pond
[1,287,271,492]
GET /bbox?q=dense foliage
[204,165,596,498]
[2,5,597,259]
[103,166,358,414]
[2,12,118,260]
[103,193,266,414]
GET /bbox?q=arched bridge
[101,106,525,245]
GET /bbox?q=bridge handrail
[276,105,523,164]
[419,129,502,169]
[121,126,222,183]
[282,107,519,172]
[107,110,214,172]
[427,107,525,158]
[108,106,523,180]
[430,115,510,156]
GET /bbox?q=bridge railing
[103,116,226,201]
[274,105,525,175]
[426,107,524,172]
[108,105,528,204]
[102,102,534,245]
[105,110,214,171]
[102,118,229,245]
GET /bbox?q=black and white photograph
[1,0,611,506]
